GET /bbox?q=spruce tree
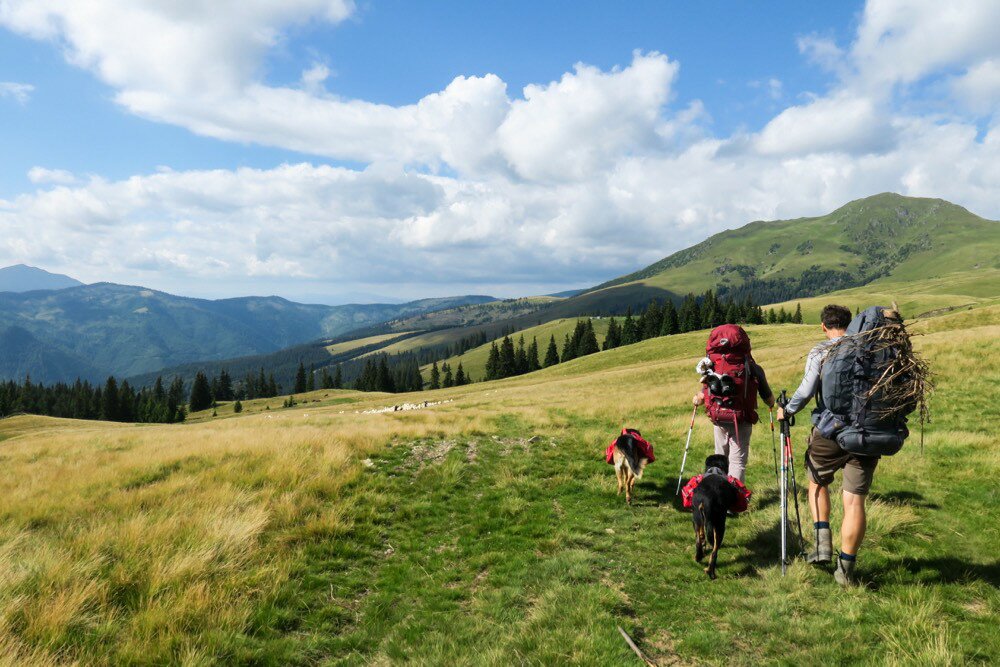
[333,364,343,389]
[101,376,120,422]
[485,342,500,380]
[189,372,213,413]
[218,369,233,401]
[429,361,441,389]
[579,319,600,356]
[527,337,541,372]
[320,367,332,389]
[499,336,516,378]
[306,364,316,392]
[294,361,307,394]
[767,308,778,324]
[442,362,454,388]
[515,335,528,375]
[678,294,701,332]
[621,309,639,345]
[724,300,739,325]
[604,317,621,350]
[778,306,789,323]
[561,333,575,362]
[661,300,679,335]
[643,301,663,339]
[792,303,803,324]
[455,362,467,385]
[234,399,243,413]
[544,335,559,367]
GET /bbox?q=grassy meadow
[0,305,998,665]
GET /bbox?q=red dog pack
[681,474,752,513]
[604,428,655,464]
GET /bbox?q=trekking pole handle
[688,404,697,428]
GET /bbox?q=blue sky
[1,1,998,303]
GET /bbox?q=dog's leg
[694,523,705,562]
[615,465,623,496]
[705,524,722,580]
[625,470,633,505]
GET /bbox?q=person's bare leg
[806,481,833,563]
[809,481,830,522]
[840,491,866,554]
[835,490,866,585]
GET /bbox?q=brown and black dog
[612,432,649,505]
[692,454,739,579]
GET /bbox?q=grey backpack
[818,306,914,456]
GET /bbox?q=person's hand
[692,393,704,406]
[766,394,776,409]
[776,406,786,421]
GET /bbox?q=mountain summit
[0,264,84,293]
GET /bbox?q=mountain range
[4,193,998,386]
[0,264,83,292]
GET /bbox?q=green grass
[421,317,612,382]
[1,306,997,664]
[767,268,1000,322]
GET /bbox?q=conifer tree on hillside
[442,362,454,388]
[234,399,243,413]
[320,367,333,389]
[778,306,789,323]
[579,319,600,356]
[515,335,528,375]
[455,362,467,385]
[561,332,576,362]
[603,317,622,350]
[724,301,740,325]
[119,380,136,422]
[527,337,541,372]
[485,342,501,380]
[294,361,307,394]
[189,372,213,413]
[429,361,441,389]
[168,376,185,421]
[661,300,679,335]
[306,364,316,392]
[267,374,278,397]
[102,376,120,422]
[499,336,517,378]
[333,364,343,389]
[678,294,701,332]
[544,335,559,367]
[767,308,778,324]
[621,309,639,345]
[643,301,663,339]
[792,303,803,324]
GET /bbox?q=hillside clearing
[0,307,997,664]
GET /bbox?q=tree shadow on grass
[876,556,1000,587]
[869,490,941,510]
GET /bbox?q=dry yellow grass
[0,305,997,664]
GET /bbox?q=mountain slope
[0,284,493,382]
[0,264,83,292]
[586,193,999,304]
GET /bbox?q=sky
[1,1,999,304]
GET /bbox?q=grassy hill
[586,192,999,306]
[421,317,612,382]
[1,302,996,664]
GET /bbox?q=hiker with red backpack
[692,324,775,484]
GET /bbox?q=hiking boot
[834,556,857,587]
[806,527,833,564]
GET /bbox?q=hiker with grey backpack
[777,304,929,585]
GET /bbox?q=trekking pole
[768,407,779,487]
[676,405,698,495]
[777,391,789,574]
[785,425,806,554]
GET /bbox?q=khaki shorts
[805,428,879,495]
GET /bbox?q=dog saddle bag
[605,427,655,464]
[681,474,752,513]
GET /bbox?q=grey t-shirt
[785,337,840,418]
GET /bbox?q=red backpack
[701,324,759,425]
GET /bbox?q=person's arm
[783,347,822,416]
[753,363,775,407]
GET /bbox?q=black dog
[692,454,738,579]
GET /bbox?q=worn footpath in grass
[0,306,998,664]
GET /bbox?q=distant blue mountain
[0,264,83,293]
